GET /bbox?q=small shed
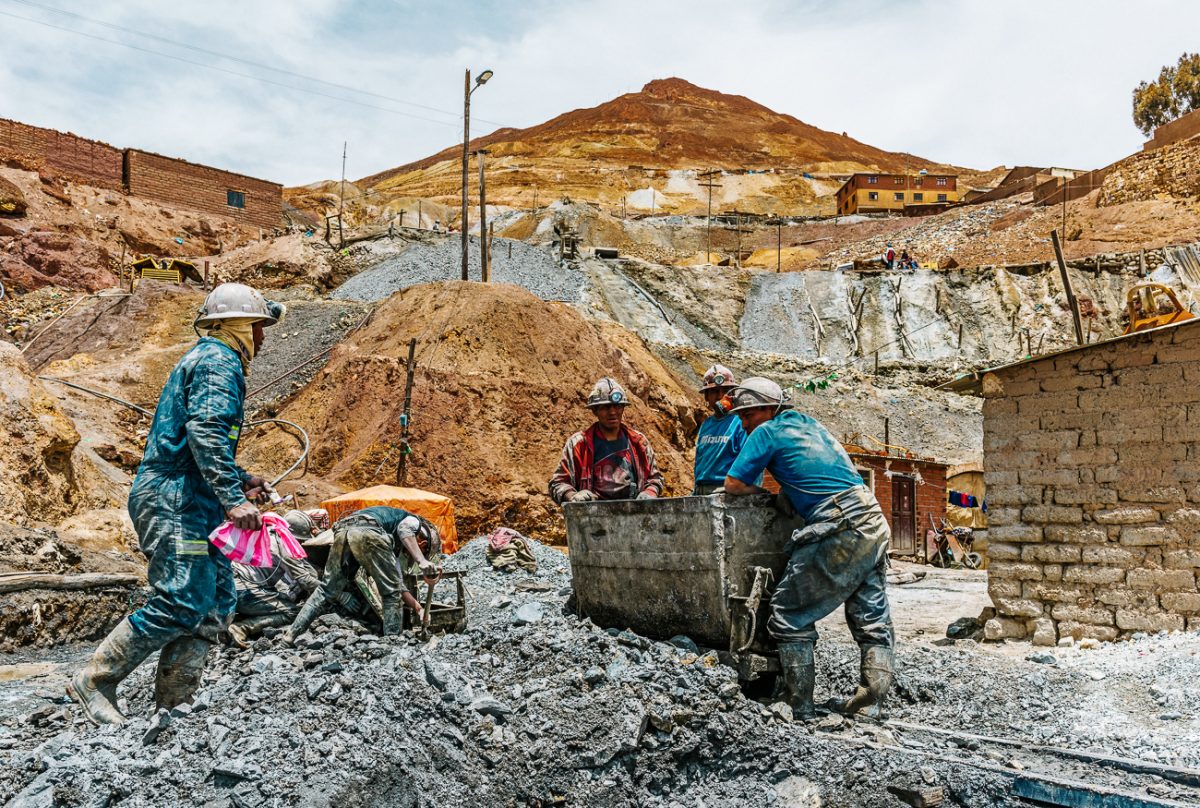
[322,485,459,554]
[946,462,987,530]
[845,446,948,562]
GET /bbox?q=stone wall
[982,320,1200,644]
[125,150,282,231]
[0,117,124,189]
[1100,138,1200,207]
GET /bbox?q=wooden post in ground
[395,338,417,486]
[776,218,782,273]
[1051,229,1084,346]
[477,149,489,282]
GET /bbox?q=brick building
[846,447,948,560]
[978,319,1200,644]
[0,117,281,230]
[125,150,281,230]
[835,172,958,216]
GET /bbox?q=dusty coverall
[233,531,321,618]
[286,507,440,638]
[128,337,256,645]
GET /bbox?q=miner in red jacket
[549,377,664,505]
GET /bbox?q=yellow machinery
[130,257,202,288]
[1124,282,1196,334]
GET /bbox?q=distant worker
[883,243,896,269]
[899,249,914,270]
[692,364,748,495]
[226,509,325,647]
[549,377,664,505]
[722,377,893,722]
[282,506,442,642]
[68,283,284,725]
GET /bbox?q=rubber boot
[67,618,159,726]
[281,589,331,645]
[154,636,212,711]
[228,614,293,648]
[831,645,895,719]
[777,641,817,721]
[380,595,405,636]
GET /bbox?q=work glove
[570,490,598,503]
[242,474,275,504]
[774,491,798,518]
[636,490,658,501]
[228,500,262,531]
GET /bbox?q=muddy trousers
[767,486,894,648]
[287,521,405,639]
[229,588,299,646]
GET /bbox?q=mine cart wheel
[740,672,779,700]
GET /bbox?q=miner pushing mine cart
[565,494,801,689]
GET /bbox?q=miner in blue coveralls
[722,377,895,722]
[67,283,284,725]
[691,364,747,495]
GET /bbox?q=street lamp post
[460,68,494,281]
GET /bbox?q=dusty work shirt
[727,410,864,521]
[693,412,747,486]
[591,432,636,500]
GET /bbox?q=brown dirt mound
[244,282,704,540]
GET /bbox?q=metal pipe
[36,375,153,417]
[246,418,310,487]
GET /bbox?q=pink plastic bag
[209,512,307,567]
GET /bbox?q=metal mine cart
[565,494,803,684]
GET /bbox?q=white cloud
[0,0,1197,185]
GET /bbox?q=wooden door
[890,476,916,555]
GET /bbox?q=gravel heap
[2,538,1014,807]
[247,298,368,409]
[331,237,584,303]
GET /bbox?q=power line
[0,6,511,130]
[5,0,510,129]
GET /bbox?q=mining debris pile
[331,237,583,304]
[2,538,1014,807]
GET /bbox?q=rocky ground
[1,539,1197,807]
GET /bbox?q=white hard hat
[701,364,737,391]
[727,377,792,414]
[194,283,284,329]
[586,377,629,408]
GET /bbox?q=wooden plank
[887,720,1200,788]
[0,572,141,594]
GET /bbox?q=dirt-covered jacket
[548,423,664,504]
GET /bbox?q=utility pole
[461,69,471,280]
[776,217,782,273]
[1051,229,1084,346]
[459,68,494,280]
[533,187,538,213]
[418,199,422,229]
[699,169,721,263]
[338,141,347,249]
[477,149,489,282]
[735,212,742,269]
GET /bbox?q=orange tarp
[321,485,459,554]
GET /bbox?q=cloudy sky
[1,0,1196,186]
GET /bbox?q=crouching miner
[282,506,441,641]
[67,283,284,724]
[722,377,894,721]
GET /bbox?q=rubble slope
[245,282,704,539]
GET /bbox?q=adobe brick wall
[982,320,1200,644]
[0,117,123,189]
[125,150,282,230]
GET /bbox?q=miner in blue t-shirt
[724,377,894,722]
[692,364,748,495]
